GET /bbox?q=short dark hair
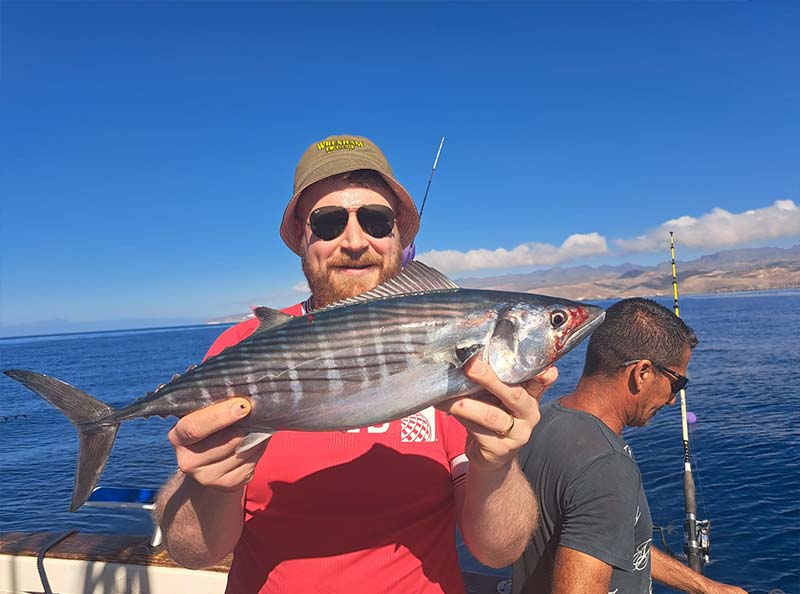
[583,298,698,377]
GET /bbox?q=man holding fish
[152,135,580,594]
[5,134,603,592]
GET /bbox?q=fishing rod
[402,136,445,266]
[670,231,711,573]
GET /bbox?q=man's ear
[626,368,642,395]
[629,360,654,395]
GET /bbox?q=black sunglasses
[622,359,689,394]
[307,204,396,241]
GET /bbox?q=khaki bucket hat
[280,135,420,255]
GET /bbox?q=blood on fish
[554,306,590,352]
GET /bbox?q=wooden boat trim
[0,531,230,572]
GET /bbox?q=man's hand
[156,397,267,568]
[168,398,269,491]
[446,360,557,566]
[438,358,558,469]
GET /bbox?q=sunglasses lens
[356,205,395,238]
[309,206,349,240]
[627,361,689,395]
[308,204,395,241]
[658,364,688,393]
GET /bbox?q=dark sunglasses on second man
[307,204,396,241]
[622,359,689,394]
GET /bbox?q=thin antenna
[418,136,445,221]
[401,137,445,266]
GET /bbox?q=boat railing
[85,486,162,547]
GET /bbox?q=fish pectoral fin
[454,344,483,368]
[236,432,273,453]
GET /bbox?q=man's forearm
[651,546,747,594]
[652,546,707,592]
[154,471,245,569]
[459,459,536,568]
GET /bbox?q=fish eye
[550,310,568,328]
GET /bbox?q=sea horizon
[0,321,236,343]
[2,286,798,342]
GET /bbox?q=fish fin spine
[252,307,294,333]
[236,431,272,453]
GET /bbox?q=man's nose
[339,212,369,252]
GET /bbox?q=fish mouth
[561,307,606,354]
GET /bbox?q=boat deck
[0,532,510,594]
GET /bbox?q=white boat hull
[0,553,226,594]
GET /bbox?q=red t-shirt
[206,305,469,594]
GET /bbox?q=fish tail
[4,369,120,512]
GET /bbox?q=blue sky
[2,1,798,332]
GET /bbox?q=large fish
[5,261,604,511]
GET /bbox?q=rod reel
[696,518,711,565]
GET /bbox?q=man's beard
[302,250,402,309]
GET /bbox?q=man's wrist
[466,452,517,479]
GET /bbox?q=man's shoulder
[203,302,305,360]
[538,399,622,448]
[523,399,632,473]
[203,318,259,360]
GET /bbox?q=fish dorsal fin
[252,306,294,332]
[316,260,460,312]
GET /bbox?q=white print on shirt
[608,589,619,594]
[635,505,641,526]
[633,538,652,572]
[343,407,437,442]
[623,444,633,458]
[401,407,437,442]
[345,423,390,434]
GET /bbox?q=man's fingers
[169,398,252,447]
[456,414,515,439]
[181,435,269,488]
[176,426,250,471]
[462,359,537,418]
[462,359,517,411]
[443,396,512,432]
[522,366,559,401]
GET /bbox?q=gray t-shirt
[513,400,652,594]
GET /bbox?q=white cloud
[616,200,800,252]
[418,233,609,274]
[291,281,310,293]
[280,200,797,280]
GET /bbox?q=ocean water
[1,291,797,594]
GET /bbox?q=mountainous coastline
[457,245,800,301]
[206,245,800,324]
